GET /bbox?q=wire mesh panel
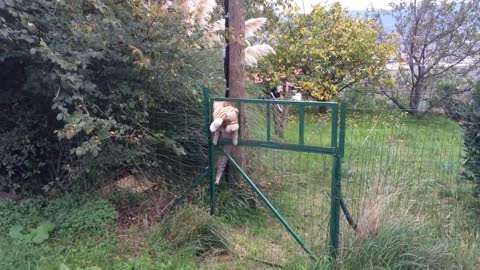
[340,108,479,246]
[222,148,333,267]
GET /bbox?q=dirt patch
[0,192,20,201]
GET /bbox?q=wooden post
[228,0,247,168]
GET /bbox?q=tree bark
[229,0,247,168]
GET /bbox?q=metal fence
[171,98,479,268]
[341,108,479,244]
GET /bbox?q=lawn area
[1,109,479,270]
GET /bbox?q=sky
[292,0,394,12]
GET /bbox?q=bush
[0,194,118,238]
[462,82,480,198]
[0,0,221,194]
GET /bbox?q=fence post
[329,104,341,259]
[203,88,216,215]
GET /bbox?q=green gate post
[329,103,346,259]
[329,106,340,259]
[203,88,216,215]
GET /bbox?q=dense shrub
[0,0,221,193]
[462,82,480,198]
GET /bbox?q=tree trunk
[409,85,421,114]
[273,105,289,138]
[229,0,247,168]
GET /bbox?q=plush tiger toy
[209,101,239,184]
[210,101,239,146]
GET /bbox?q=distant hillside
[348,10,396,33]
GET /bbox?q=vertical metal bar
[299,105,305,145]
[266,103,271,142]
[331,105,338,148]
[339,103,347,158]
[330,155,342,258]
[329,104,342,259]
[236,100,241,144]
[218,147,318,261]
[203,88,216,215]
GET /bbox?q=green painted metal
[212,97,338,108]
[339,103,347,157]
[329,155,342,259]
[204,90,346,261]
[331,106,338,148]
[329,103,347,258]
[266,103,271,142]
[204,88,216,215]
[299,105,305,145]
[217,139,337,154]
[217,147,318,261]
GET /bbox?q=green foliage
[0,0,219,193]
[340,86,392,111]
[257,2,396,100]
[462,83,480,198]
[339,221,476,269]
[0,195,118,238]
[9,221,55,244]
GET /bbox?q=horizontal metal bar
[218,147,318,261]
[211,97,338,108]
[217,139,337,155]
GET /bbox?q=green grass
[339,219,478,270]
[209,108,479,268]
[1,109,479,269]
[0,194,202,270]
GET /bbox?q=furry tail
[215,155,228,184]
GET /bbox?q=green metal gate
[203,89,346,262]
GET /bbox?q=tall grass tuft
[341,218,476,270]
[151,206,230,256]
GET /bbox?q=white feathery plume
[159,0,174,10]
[245,53,258,67]
[211,19,225,32]
[245,18,267,40]
[192,0,216,27]
[176,0,195,14]
[202,19,225,47]
[245,44,275,67]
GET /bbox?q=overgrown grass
[2,109,479,269]
[149,205,231,256]
[0,194,204,270]
[341,223,475,269]
[208,108,479,268]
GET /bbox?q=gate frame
[203,88,346,260]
